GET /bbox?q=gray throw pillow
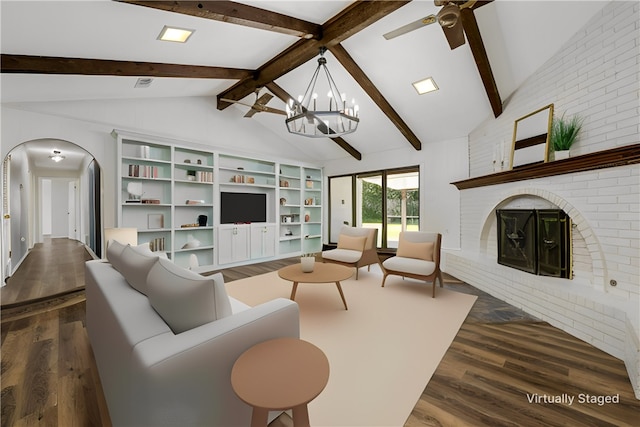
[106,240,127,271]
[117,245,159,295]
[146,258,232,334]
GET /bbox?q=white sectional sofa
[85,242,300,426]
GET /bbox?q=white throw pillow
[146,258,233,334]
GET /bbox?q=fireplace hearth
[497,209,572,278]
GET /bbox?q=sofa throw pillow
[397,241,434,261]
[337,234,367,252]
[106,240,127,271]
[146,258,233,334]
[117,245,159,295]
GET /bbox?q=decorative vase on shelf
[189,254,199,270]
[300,255,315,273]
[553,150,570,160]
[182,234,200,249]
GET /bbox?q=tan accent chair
[381,232,443,298]
[322,226,381,279]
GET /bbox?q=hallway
[1,238,94,308]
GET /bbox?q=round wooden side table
[278,262,353,310]
[231,337,330,427]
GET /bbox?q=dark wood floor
[1,238,93,308]
[1,239,638,426]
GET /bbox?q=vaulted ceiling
[1,1,608,162]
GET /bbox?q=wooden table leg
[290,282,299,300]
[250,407,269,427]
[335,281,348,310]
[291,403,310,427]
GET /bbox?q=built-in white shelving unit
[302,167,323,253]
[113,130,323,271]
[278,164,302,255]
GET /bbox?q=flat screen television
[220,192,267,224]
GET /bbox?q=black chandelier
[285,47,359,138]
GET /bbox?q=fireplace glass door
[537,210,571,278]
[496,209,537,274]
[497,209,572,278]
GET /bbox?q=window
[328,167,419,249]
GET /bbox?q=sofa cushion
[397,241,434,261]
[117,245,159,295]
[383,256,436,276]
[146,258,233,334]
[322,248,363,263]
[337,234,367,251]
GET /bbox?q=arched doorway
[2,138,102,296]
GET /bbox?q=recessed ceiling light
[412,77,439,95]
[157,25,195,43]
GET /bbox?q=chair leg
[438,271,444,287]
[355,267,359,280]
[381,272,388,287]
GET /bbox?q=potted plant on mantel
[550,113,584,160]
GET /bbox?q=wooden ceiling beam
[217,1,411,109]
[461,6,502,117]
[265,82,362,161]
[329,44,422,151]
[118,1,322,40]
[0,54,253,79]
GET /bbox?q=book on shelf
[149,237,165,252]
[128,164,159,179]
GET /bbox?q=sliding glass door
[385,170,419,248]
[357,173,383,247]
[328,167,419,249]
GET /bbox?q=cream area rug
[225,264,477,427]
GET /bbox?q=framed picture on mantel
[510,104,554,169]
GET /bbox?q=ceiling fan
[220,88,286,118]
[383,0,488,50]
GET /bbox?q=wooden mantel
[452,144,640,190]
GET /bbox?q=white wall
[446,1,639,398]
[322,136,468,251]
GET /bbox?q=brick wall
[445,1,639,398]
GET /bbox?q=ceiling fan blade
[383,14,436,40]
[254,93,273,107]
[244,108,259,118]
[220,98,255,108]
[255,105,287,116]
[442,20,466,50]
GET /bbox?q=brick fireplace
[446,156,639,399]
[443,1,638,398]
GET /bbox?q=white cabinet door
[250,224,276,259]
[218,225,250,264]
